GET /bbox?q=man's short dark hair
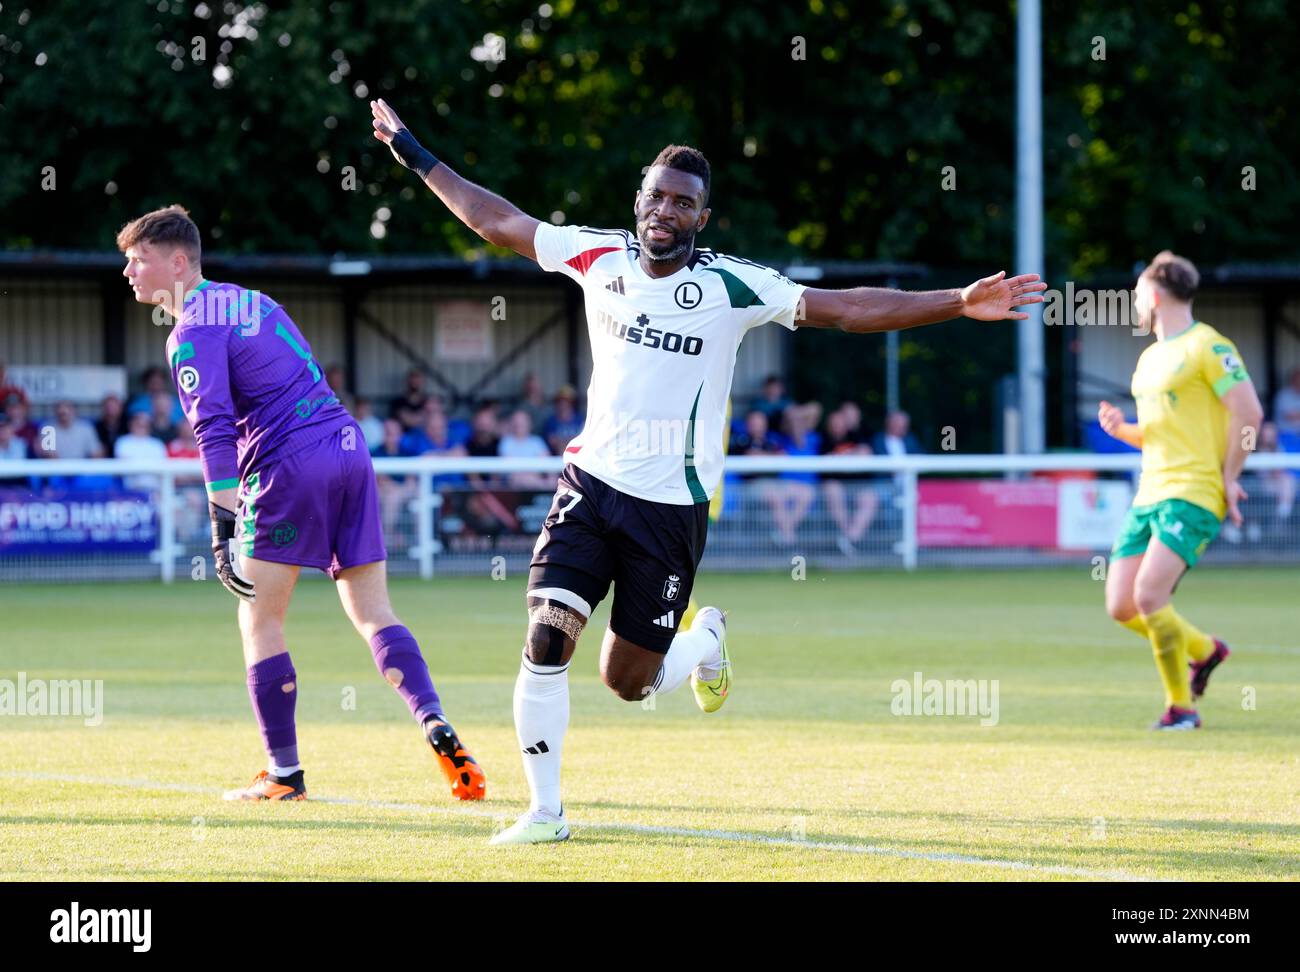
[1140,250,1199,301]
[649,144,711,205]
[116,204,201,262]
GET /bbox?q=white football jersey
[534,222,806,504]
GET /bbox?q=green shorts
[1111,498,1222,567]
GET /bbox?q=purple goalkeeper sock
[246,653,299,769]
[370,625,442,725]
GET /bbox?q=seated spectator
[750,374,791,424]
[543,386,585,455]
[390,368,430,430]
[0,414,30,486]
[463,403,519,534]
[114,409,167,492]
[1256,421,1296,521]
[166,419,201,459]
[820,405,879,555]
[353,397,385,452]
[150,392,178,444]
[1274,368,1300,437]
[499,408,553,489]
[129,366,184,425]
[870,409,923,458]
[95,393,128,455]
[0,361,27,407]
[373,418,418,536]
[730,408,784,458]
[40,400,104,459]
[515,372,551,434]
[4,394,39,452]
[325,363,355,413]
[764,402,821,547]
[401,409,466,459]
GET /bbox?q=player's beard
[636,218,695,263]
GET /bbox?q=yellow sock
[1142,605,1193,708]
[1118,615,1149,639]
[1179,616,1215,663]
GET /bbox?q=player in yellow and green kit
[1100,252,1264,730]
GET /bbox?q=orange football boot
[424,718,487,801]
[222,769,307,801]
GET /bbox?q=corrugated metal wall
[1076,291,1275,418]
[0,279,104,364]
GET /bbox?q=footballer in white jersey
[373,96,1046,843]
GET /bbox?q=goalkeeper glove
[210,502,256,602]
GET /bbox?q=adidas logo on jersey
[653,611,676,628]
[605,276,625,294]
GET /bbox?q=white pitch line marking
[0,770,1158,881]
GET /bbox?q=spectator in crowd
[750,374,791,424]
[325,362,355,413]
[820,405,879,555]
[1256,421,1296,521]
[730,408,784,456]
[353,396,385,452]
[1273,368,1300,436]
[543,386,584,455]
[0,361,27,407]
[0,415,30,486]
[149,392,178,444]
[401,408,465,458]
[166,419,201,459]
[95,393,128,455]
[463,402,519,534]
[114,409,167,492]
[391,368,430,430]
[765,402,822,547]
[128,366,184,425]
[4,394,40,451]
[40,400,104,459]
[871,410,923,458]
[372,418,418,537]
[515,372,551,434]
[499,408,553,489]
[165,419,206,541]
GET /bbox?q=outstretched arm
[371,99,540,261]
[798,271,1047,332]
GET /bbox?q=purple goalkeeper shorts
[235,425,387,579]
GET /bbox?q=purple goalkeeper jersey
[165,280,352,492]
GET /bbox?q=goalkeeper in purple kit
[117,205,485,802]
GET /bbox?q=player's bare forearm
[208,485,237,514]
[1113,423,1143,449]
[1221,382,1265,481]
[812,287,963,333]
[800,271,1045,331]
[371,98,538,259]
[422,165,538,256]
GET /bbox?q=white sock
[269,762,300,777]
[652,620,721,696]
[513,654,569,817]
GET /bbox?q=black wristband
[209,501,237,542]
[390,128,440,179]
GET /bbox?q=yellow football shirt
[1130,321,1249,518]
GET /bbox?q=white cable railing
[2,453,1299,582]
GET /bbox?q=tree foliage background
[0,0,1295,445]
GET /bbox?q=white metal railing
[2,452,1299,581]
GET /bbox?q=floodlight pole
[1016,0,1046,454]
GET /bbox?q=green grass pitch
[1,567,1296,881]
